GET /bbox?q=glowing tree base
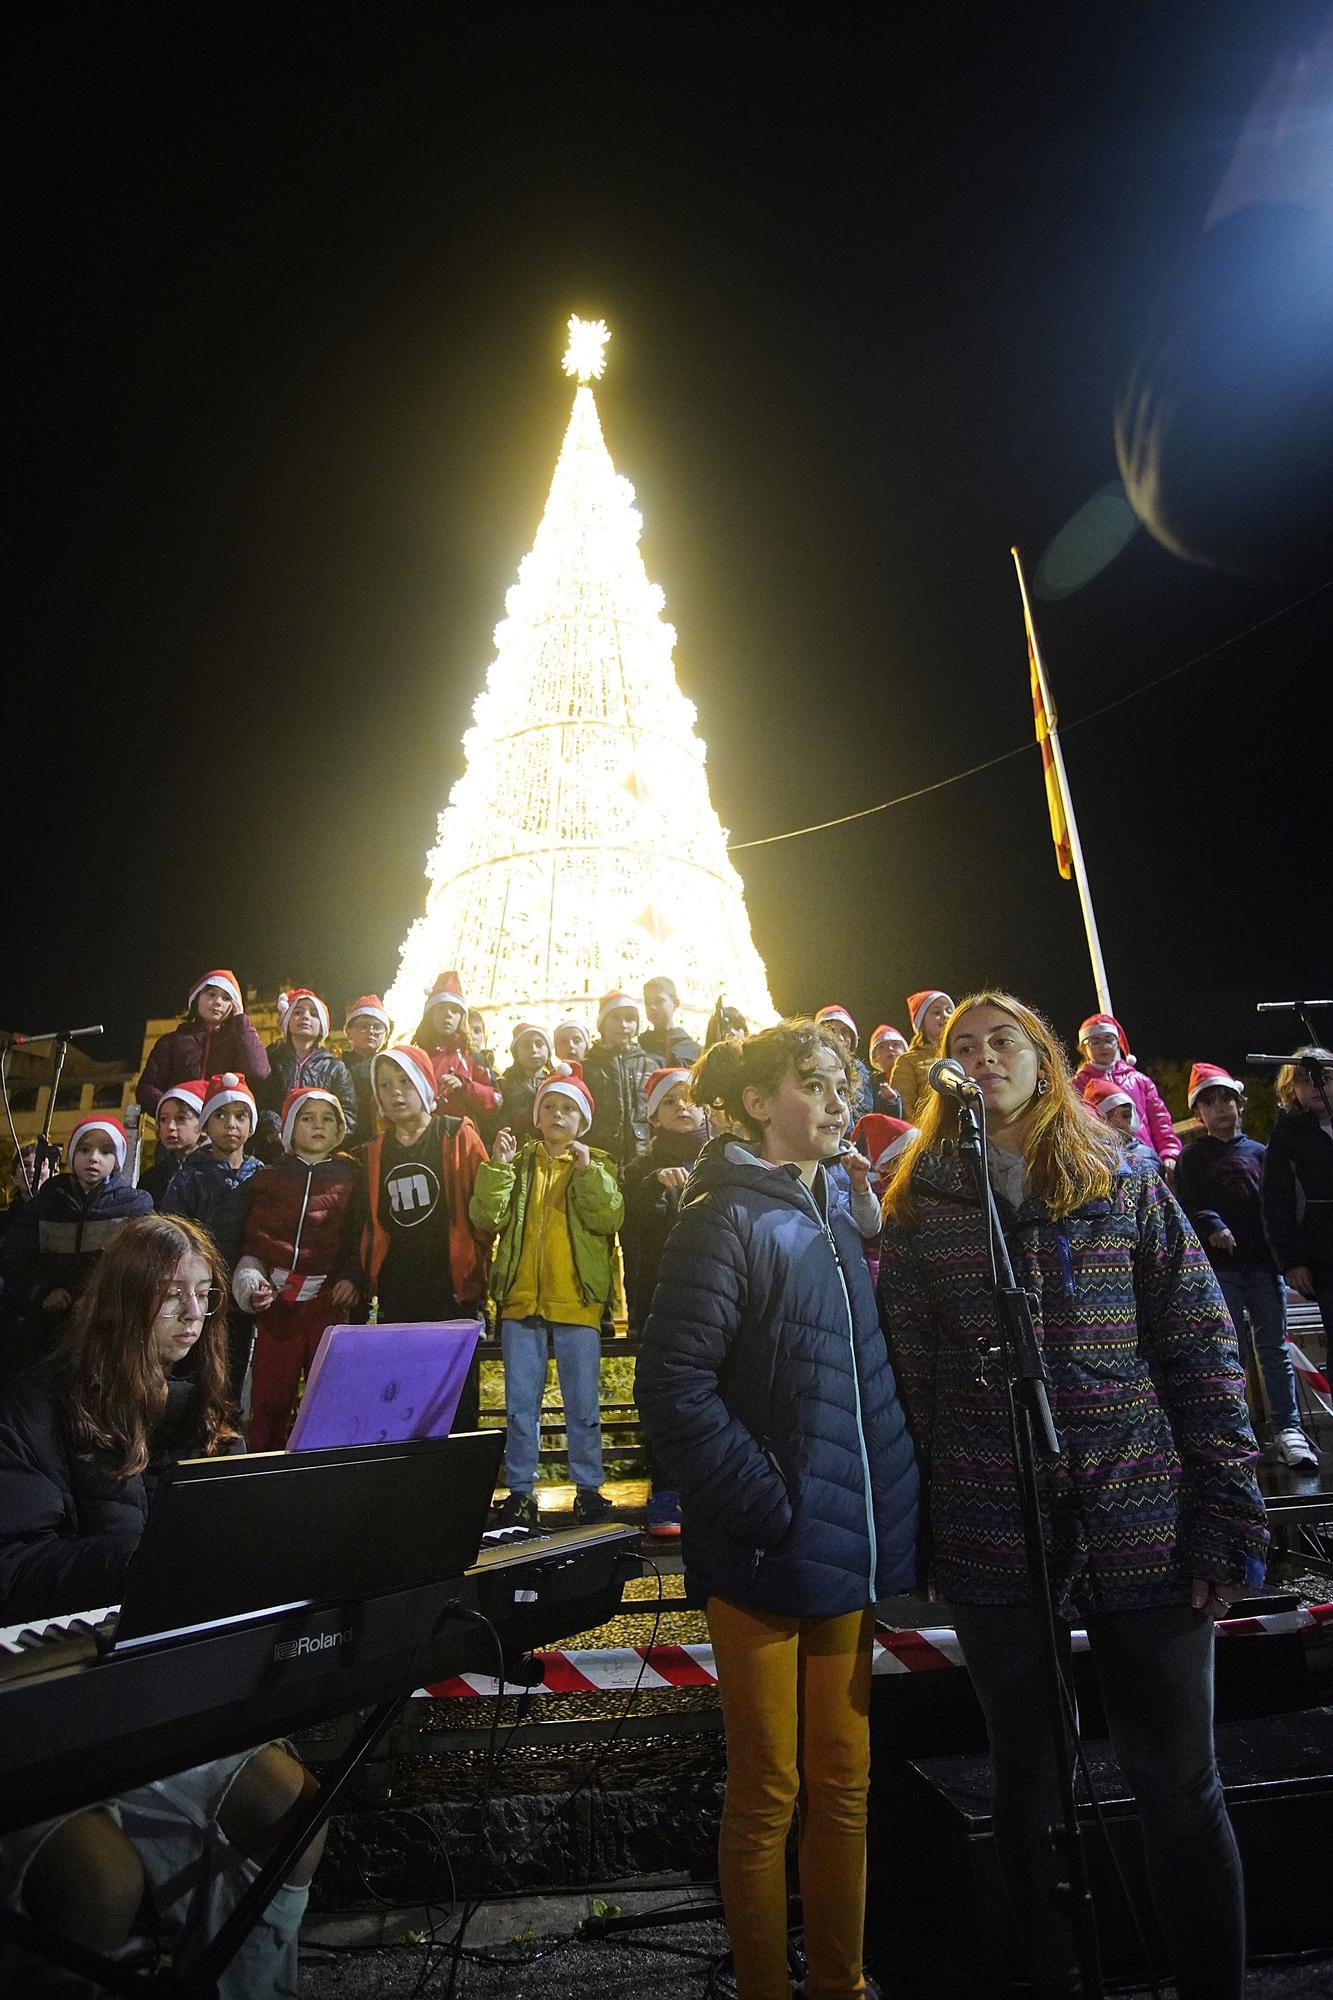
[385,317,776,1049]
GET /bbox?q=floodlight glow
[384,319,776,1049]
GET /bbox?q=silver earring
[1036,1076,1049,1097]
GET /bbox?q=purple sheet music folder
[286,1320,482,1451]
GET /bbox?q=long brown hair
[691,1017,852,1144]
[884,991,1119,1228]
[65,1214,236,1479]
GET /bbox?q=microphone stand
[15,1026,104,1195]
[954,1092,1104,1999]
[1247,999,1333,1124]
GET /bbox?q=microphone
[3,1024,104,1046]
[927,1057,984,1106]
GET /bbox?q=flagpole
[1011,546,1113,1015]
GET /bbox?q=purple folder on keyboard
[286,1320,482,1451]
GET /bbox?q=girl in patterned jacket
[877,992,1267,2000]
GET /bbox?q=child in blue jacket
[637,1020,917,2000]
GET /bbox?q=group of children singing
[2,965,1327,1512]
[1,968,1329,2000]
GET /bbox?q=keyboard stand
[1,1628,466,1996]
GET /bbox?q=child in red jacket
[411,970,502,1132]
[231,1088,360,1449]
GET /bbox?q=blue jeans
[500,1316,604,1493]
[952,1599,1244,2000]
[1216,1262,1298,1429]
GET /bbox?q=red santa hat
[1082,1076,1136,1122]
[425,970,468,1015]
[345,995,392,1033]
[869,1024,908,1060]
[201,1072,257,1130]
[534,1071,595,1134]
[372,1045,438,1114]
[510,1020,551,1053]
[597,989,639,1029]
[1078,1013,1131,1058]
[645,1067,692,1122]
[553,1015,588,1043]
[815,1005,859,1049]
[156,1078,207,1118]
[280,1085,348,1151]
[188,969,243,1016]
[277,988,331,1040]
[67,1115,128,1172]
[907,990,954,1036]
[1187,1063,1244,1109]
[850,1112,917,1175]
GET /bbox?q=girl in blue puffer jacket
[637,1019,918,2000]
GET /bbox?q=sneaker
[1275,1426,1318,1471]
[490,1490,538,1531]
[644,1488,682,1537]
[572,1489,614,1525]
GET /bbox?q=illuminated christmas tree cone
[385,316,777,1049]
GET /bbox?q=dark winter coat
[1176,1133,1272,1270]
[346,1053,379,1148]
[0,1357,230,1621]
[847,1054,874,1122]
[640,1025,702,1067]
[1262,1104,1333,1277]
[140,1147,201,1210]
[873,1078,905,1119]
[136,1014,270,1116]
[0,1171,153,1318]
[497,1061,549,1137]
[636,1135,919,1618]
[621,1129,701,1330]
[255,1042,358,1160]
[583,1041,655,1170]
[161,1146,264,1272]
[877,1145,1268,1615]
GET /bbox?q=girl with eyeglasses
[877,992,1268,2000]
[0,1213,328,1996]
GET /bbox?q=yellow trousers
[706,1595,874,2000]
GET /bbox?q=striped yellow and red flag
[1025,608,1072,880]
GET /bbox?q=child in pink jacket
[1071,1013,1181,1175]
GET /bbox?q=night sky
[7,5,1329,1083]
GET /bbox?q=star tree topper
[562,314,611,383]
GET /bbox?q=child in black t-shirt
[351,1045,489,1428]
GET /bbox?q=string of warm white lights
[384,318,777,1046]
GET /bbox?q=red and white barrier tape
[1288,1336,1332,1412]
[419,1600,1333,1698]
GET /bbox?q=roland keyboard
[0,1520,639,1833]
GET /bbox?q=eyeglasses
[157,1285,225,1321]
